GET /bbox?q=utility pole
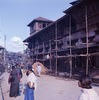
[4,35,6,68]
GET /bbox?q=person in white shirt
[37,64,42,77]
[24,66,37,100]
[78,75,99,100]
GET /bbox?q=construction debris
[32,62,48,74]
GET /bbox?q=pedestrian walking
[78,74,99,100]
[8,66,20,97]
[16,64,23,79]
[16,63,23,95]
[24,65,37,100]
[7,63,11,73]
[37,64,42,77]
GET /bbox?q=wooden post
[55,22,58,76]
[69,15,72,78]
[85,3,89,75]
[50,40,52,71]
[36,45,38,62]
[32,44,34,63]
[43,42,45,65]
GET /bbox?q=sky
[0,0,75,53]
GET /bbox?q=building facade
[24,0,99,77]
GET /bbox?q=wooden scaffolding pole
[55,22,58,76]
[85,2,89,75]
[32,44,34,63]
[43,42,45,65]
[50,40,52,71]
[69,15,72,78]
[36,45,38,62]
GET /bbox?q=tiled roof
[34,17,53,22]
[63,0,84,13]
[70,0,78,5]
[23,15,68,42]
[27,17,53,26]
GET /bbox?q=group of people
[8,64,23,97]
[8,63,99,100]
[8,63,40,100]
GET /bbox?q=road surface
[0,71,99,100]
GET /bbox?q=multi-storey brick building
[24,0,99,77]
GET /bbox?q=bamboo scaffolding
[30,1,99,77]
[43,42,45,65]
[32,44,34,63]
[50,40,52,71]
[85,2,89,75]
[69,15,72,78]
[36,45,38,62]
[55,21,58,76]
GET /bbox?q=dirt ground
[0,71,99,100]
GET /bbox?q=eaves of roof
[63,0,84,13]
[23,14,69,42]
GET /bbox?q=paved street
[0,71,99,100]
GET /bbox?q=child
[78,75,99,100]
[37,64,42,77]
